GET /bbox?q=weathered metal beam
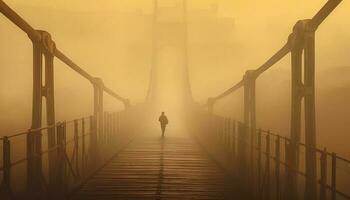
[310,0,343,30]
[54,49,94,82]
[254,43,291,77]
[0,0,41,41]
[214,79,244,102]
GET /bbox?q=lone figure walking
[158,112,168,137]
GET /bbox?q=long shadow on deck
[70,133,235,200]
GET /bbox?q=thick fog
[0,0,349,157]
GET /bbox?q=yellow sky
[1,0,350,156]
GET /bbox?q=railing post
[81,118,86,176]
[244,70,257,193]
[112,113,116,138]
[288,21,304,200]
[304,21,317,200]
[27,33,44,196]
[92,78,104,164]
[275,136,281,200]
[226,118,231,149]
[320,148,327,200]
[265,132,271,200]
[55,122,66,196]
[3,136,11,190]
[89,115,98,169]
[103,112,107,144]
[231,120,236,159]
[237,122,248,196]
[116,112,120,136]
[231,120,236,173]
[41,31,57,190]
[331,153,337,200]
[73,120,80,178]
[257,129,262,197]
[106,113,109,142]
[28,31,57,193]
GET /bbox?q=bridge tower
[146,0,193,106]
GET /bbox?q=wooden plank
[70,134,235,200]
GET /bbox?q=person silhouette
[158,112,168,137]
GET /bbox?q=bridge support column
[27,30,56,196]
[288,21,304,200]
[288,20,317,200]
[304,21,317,200]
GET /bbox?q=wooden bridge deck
[70,133,234,200]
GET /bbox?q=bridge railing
[189,110,350,200]
[0,108,143,199]
[0,0,145,198]
[195,0,346,199]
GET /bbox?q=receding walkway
[71,133,234,200]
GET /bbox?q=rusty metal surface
[71,134,235,200]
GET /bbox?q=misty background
[0,0,349,157]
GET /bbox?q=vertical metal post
[112,113,116,137]
[243,72,251,192]
[103,112,107,144]
[98,80,104,140]
[89,115,97,169]
[116,112,120,136]
[288,21,304,200]
[28,31,57,193]
[243,72,250,136]
[226,119,231,149]
[92,78,103,164]
[244,70,257,193]
[3,136,11,190]
[231,120,236,157]
[74,120,80,178]
[238,122,247,195]
[28,37,43,195]
[257,129,262,197]
[275,136,281,200]
[285,140,290,200]
[55,122,66,196]
[81,118,86,176]
[223,118,227,146]
[266,133,271,200]
[41,31,57,190]
[331,153,337,200]
[107,112,110,142]
[249,72,257,164]
[249,73,257,200]
[304,22,317,200]
[320,148,327,200]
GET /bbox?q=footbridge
[0,0,349,199]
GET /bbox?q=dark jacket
[159,115,168,126]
